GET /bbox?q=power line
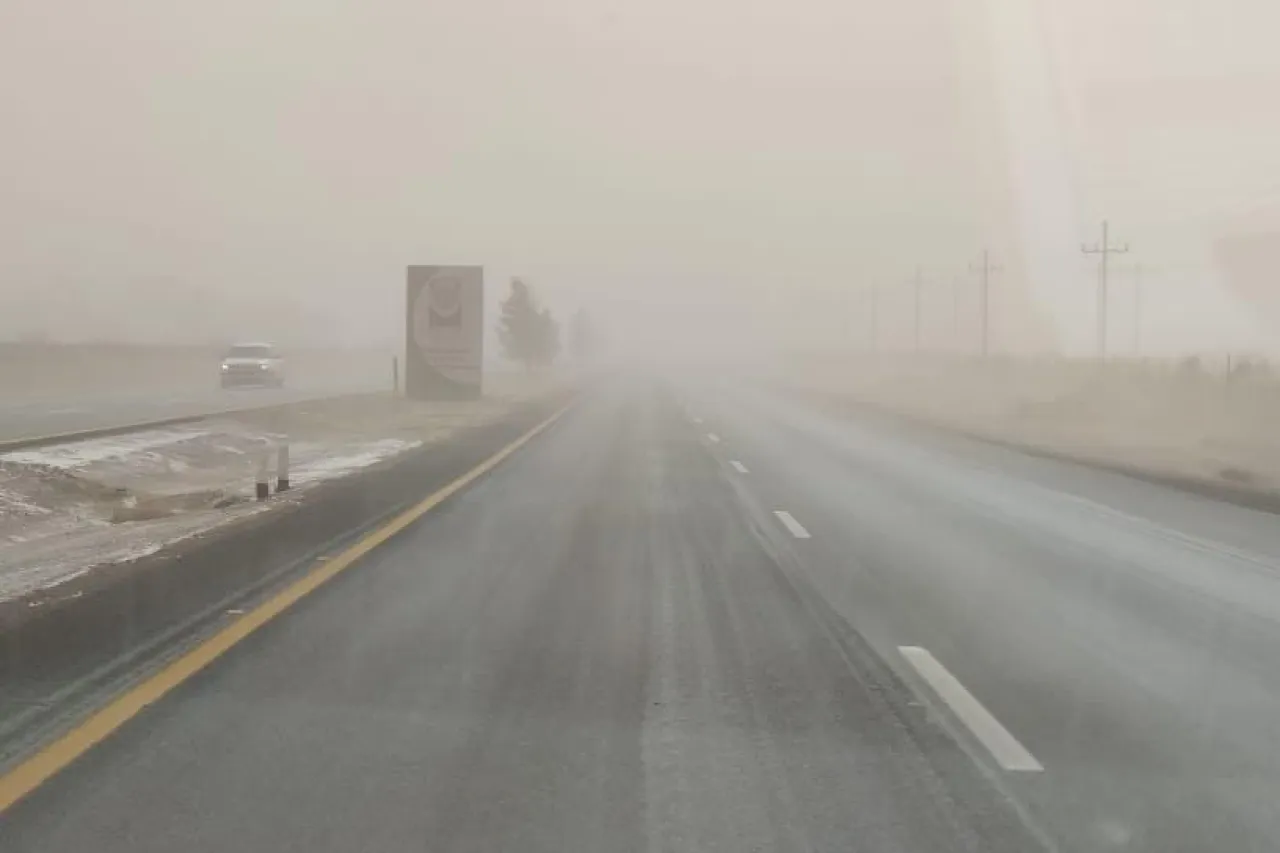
[1081,221,1130,359]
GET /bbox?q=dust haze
[4,0,1280,359]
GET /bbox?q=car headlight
[221,364,230,371]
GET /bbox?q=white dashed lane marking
[898,646,1044,772]
[730,460,749,474]
[706,433,720,444]
[773,510,810,539]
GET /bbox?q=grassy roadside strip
[776,383,1280,516]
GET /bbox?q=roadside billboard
[405,265,483,400]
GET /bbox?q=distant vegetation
[497,278,560,369]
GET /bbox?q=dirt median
[0,372,566,604]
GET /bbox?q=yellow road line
[0,401,574,815]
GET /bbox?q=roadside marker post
[255,452,270,501]
[276,442,291,493]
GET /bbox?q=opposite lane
[0,378,386,444]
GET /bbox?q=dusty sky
[3,0,1279,356]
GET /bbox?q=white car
[220,342,285,389]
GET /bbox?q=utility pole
[952,274,962,351]
[1081,221,1129,359]
[912,266,923,353]
[868,285,879,352]
[969,249,1001,356]
[842,287,852,348]
[1132,263,1144,355]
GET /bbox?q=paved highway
[693,381,1280,853]
[0,378,387,443]
[4,376,1280,851]
[1,380,1038,852]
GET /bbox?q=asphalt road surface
[0,378,386,443]
[2,379,1039,852]
[5,377,1280,851]
[689,381,1280,853]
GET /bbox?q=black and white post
[276,441,290,493]
[256,451,270,502]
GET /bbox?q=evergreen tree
[497,278,542,368]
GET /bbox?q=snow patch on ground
[290,439,422,484]
[0,486,54,518]
[0,429,417,603]
[0,511,241,603]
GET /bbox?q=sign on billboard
[405,265,483,400]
